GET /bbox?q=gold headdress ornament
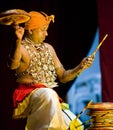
[24,11,55,31]
[0,9,31,26]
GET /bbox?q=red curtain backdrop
[97,0,113,102]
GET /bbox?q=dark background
[0,0,98,129]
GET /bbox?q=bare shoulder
[21,44,29,57]
[44,42,55,52]
[21,44,26,52]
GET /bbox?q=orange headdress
[24,11,54,31]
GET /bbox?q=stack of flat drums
[86,102,113,130]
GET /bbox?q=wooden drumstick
[92,34,108,57]
[76,100,93,119]
[68,100,93,130]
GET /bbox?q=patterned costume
[12,11,83,130]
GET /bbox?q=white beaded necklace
[24,37,44,50]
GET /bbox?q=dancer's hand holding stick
[81,34,108,71]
